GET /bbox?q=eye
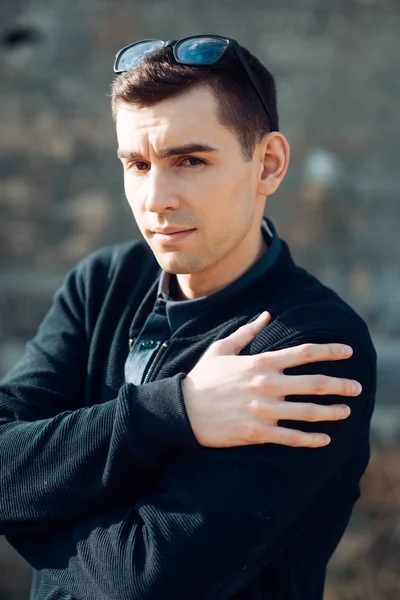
[126,161,150,172]
[180,157,206,167]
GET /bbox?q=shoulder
[247,251,376,370]
[245,276,377,426]
[77,239,158,280]
[55,240,160,317]
[65,239,159,294]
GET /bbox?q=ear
[256,132,290,196]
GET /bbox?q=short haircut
[111,43,279,161]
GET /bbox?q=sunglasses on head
[113,35,274,130]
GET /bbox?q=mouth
[150,228,196,242]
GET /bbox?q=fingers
[270,401,351,422]
[212,312,271,356]
[275,373,362,397]
[268,343,354,371]
[260,426,331,448]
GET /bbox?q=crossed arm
[0,263,375,598]
[0,266,361,535]
[7,340,374,600]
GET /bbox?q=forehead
[115,86,234,151]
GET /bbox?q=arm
[0,259,198,535]
[0,278,359,537]
[7,339,375,600]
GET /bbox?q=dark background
[0,1,399,598]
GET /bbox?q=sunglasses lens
[176,37,228,65]
[115,40,164,71]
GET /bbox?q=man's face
[116,86,265,285]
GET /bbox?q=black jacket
[0,237,376,599]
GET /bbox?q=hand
[181,312,362,449]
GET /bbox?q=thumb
[212,312,271,356]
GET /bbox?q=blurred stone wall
[0,0,399,598]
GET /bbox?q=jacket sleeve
[6,339,376,600]
[0,259,198,536]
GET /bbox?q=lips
[151,227,194,235]
[150,227,196,243]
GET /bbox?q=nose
[144,167,180,213]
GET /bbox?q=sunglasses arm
[232,44,273,130]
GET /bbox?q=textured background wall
[0,0,399,598]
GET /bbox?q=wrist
[123,374,201,463]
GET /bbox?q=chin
[156,252,205,275]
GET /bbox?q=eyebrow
[117,143,218,160]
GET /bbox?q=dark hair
[110,43,279,161]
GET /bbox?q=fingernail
[341,345,352,356]
[352,382,362,395]
[321,435,331,445]
[342,406,351,417]
[261,311,270,321]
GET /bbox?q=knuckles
[299,343,340,361]
[302,403,318,421]
[312,374,329,394]
[247,355,266,372]
[329,344,340,358]
[210,339,225,353]
[276,429,303,447]
[343,380,354,395]
[249,374,268,393]
[244,422,265,443]
[247,399,265,418]
[299,343,314,359]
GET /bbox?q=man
[0,36,375,599]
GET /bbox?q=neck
[175,228,268,300]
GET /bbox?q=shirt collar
[157,217,281,333]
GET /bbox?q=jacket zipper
[142,341,169,384]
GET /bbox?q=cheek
[124,174,143,208]
[124,173,136,199]
[208,169,248,213]
[123,180,145,234]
